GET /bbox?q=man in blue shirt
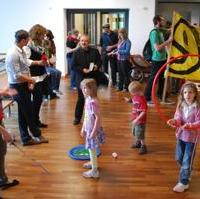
[100,24,118,87]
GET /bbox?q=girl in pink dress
[167,82,200,192]
[80,78,105,178]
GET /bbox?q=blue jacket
[117,39,131,61]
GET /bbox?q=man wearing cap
[99,24,118,87]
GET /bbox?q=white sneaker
[82,169,99,178]
[173,182,189,192]
[33,136,49,144]
[83,162,92,169]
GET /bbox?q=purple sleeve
[90,100,99,115]
[174,108,183,124]
[192,109,200,129]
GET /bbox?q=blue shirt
[100,31,118,52]
[117,39,131,61]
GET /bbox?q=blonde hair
[80,78,97,98]
[118,28,128,40]
[177,82,200,110]
[128,81,143,94]
[29,24,47,46]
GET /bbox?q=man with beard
[144,15,172,105]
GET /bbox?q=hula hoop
[68,144,101,160]
[151,53,200,175]
[151,53,200,123]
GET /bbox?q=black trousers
[102,54,118,86]
[74,88,85,121]
[10,83,41,144]
[31,81,45,125]
[144,60,166,101]
[118,60,131,90]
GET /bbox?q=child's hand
[132,120,137,129]
[80,129,85,137]
[167,119,180,128]
[124,97,132,103]
[89,131,96,139]
[2,130,12,143]
[182,123,193,130]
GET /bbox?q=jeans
[101,53,118,86]
[46,66,62,91]
[176,139,195,185]
[67,56,77,88]
[10,82,41,143]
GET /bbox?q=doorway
[66,9,129,45]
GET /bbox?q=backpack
[142,29,158,62]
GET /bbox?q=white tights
[88,149,98,170]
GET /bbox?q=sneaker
[131,141,141,149]
[50,94,60,100]
[38,135,49,143]
[23,138,41,146]
[147,101,154,107]
[53,90,63,95]
[43,99,48,106]
[0,176,8,186]
[70,87,77,91]
[116,88,123,92]
[123,88,128,92]
[73,118,80,125]
[139,145,147,154]
[83,169,99,178]
[173,182,189,192]
[83,162,92,169]
[160,98,175,105]
[38,122,48,128]
[34,136,49,144]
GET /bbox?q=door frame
[66,9,129,45]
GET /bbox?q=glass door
[66,10,97,45]
[101,10,129,31]
[66,9,129,45]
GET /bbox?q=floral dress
[83,97,105,149]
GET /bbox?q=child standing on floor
[128,81,147,154]
[167,82,200,193]
[0,88,17,186]
[80,78,105,178]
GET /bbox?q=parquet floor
[1,77,200,199]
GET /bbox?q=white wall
[0,0,155,75]
[56,0,155,74]
[158,3,200,24]
[0,0,55,52]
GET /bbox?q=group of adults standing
[68,15,173,125]
[66,24,132,125]
[5,24,62,146]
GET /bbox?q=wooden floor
[1,78,200,199]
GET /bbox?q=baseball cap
[102,23,110,29]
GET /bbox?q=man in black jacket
[72,34,101,125]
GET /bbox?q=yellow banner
[167,12,200,80]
